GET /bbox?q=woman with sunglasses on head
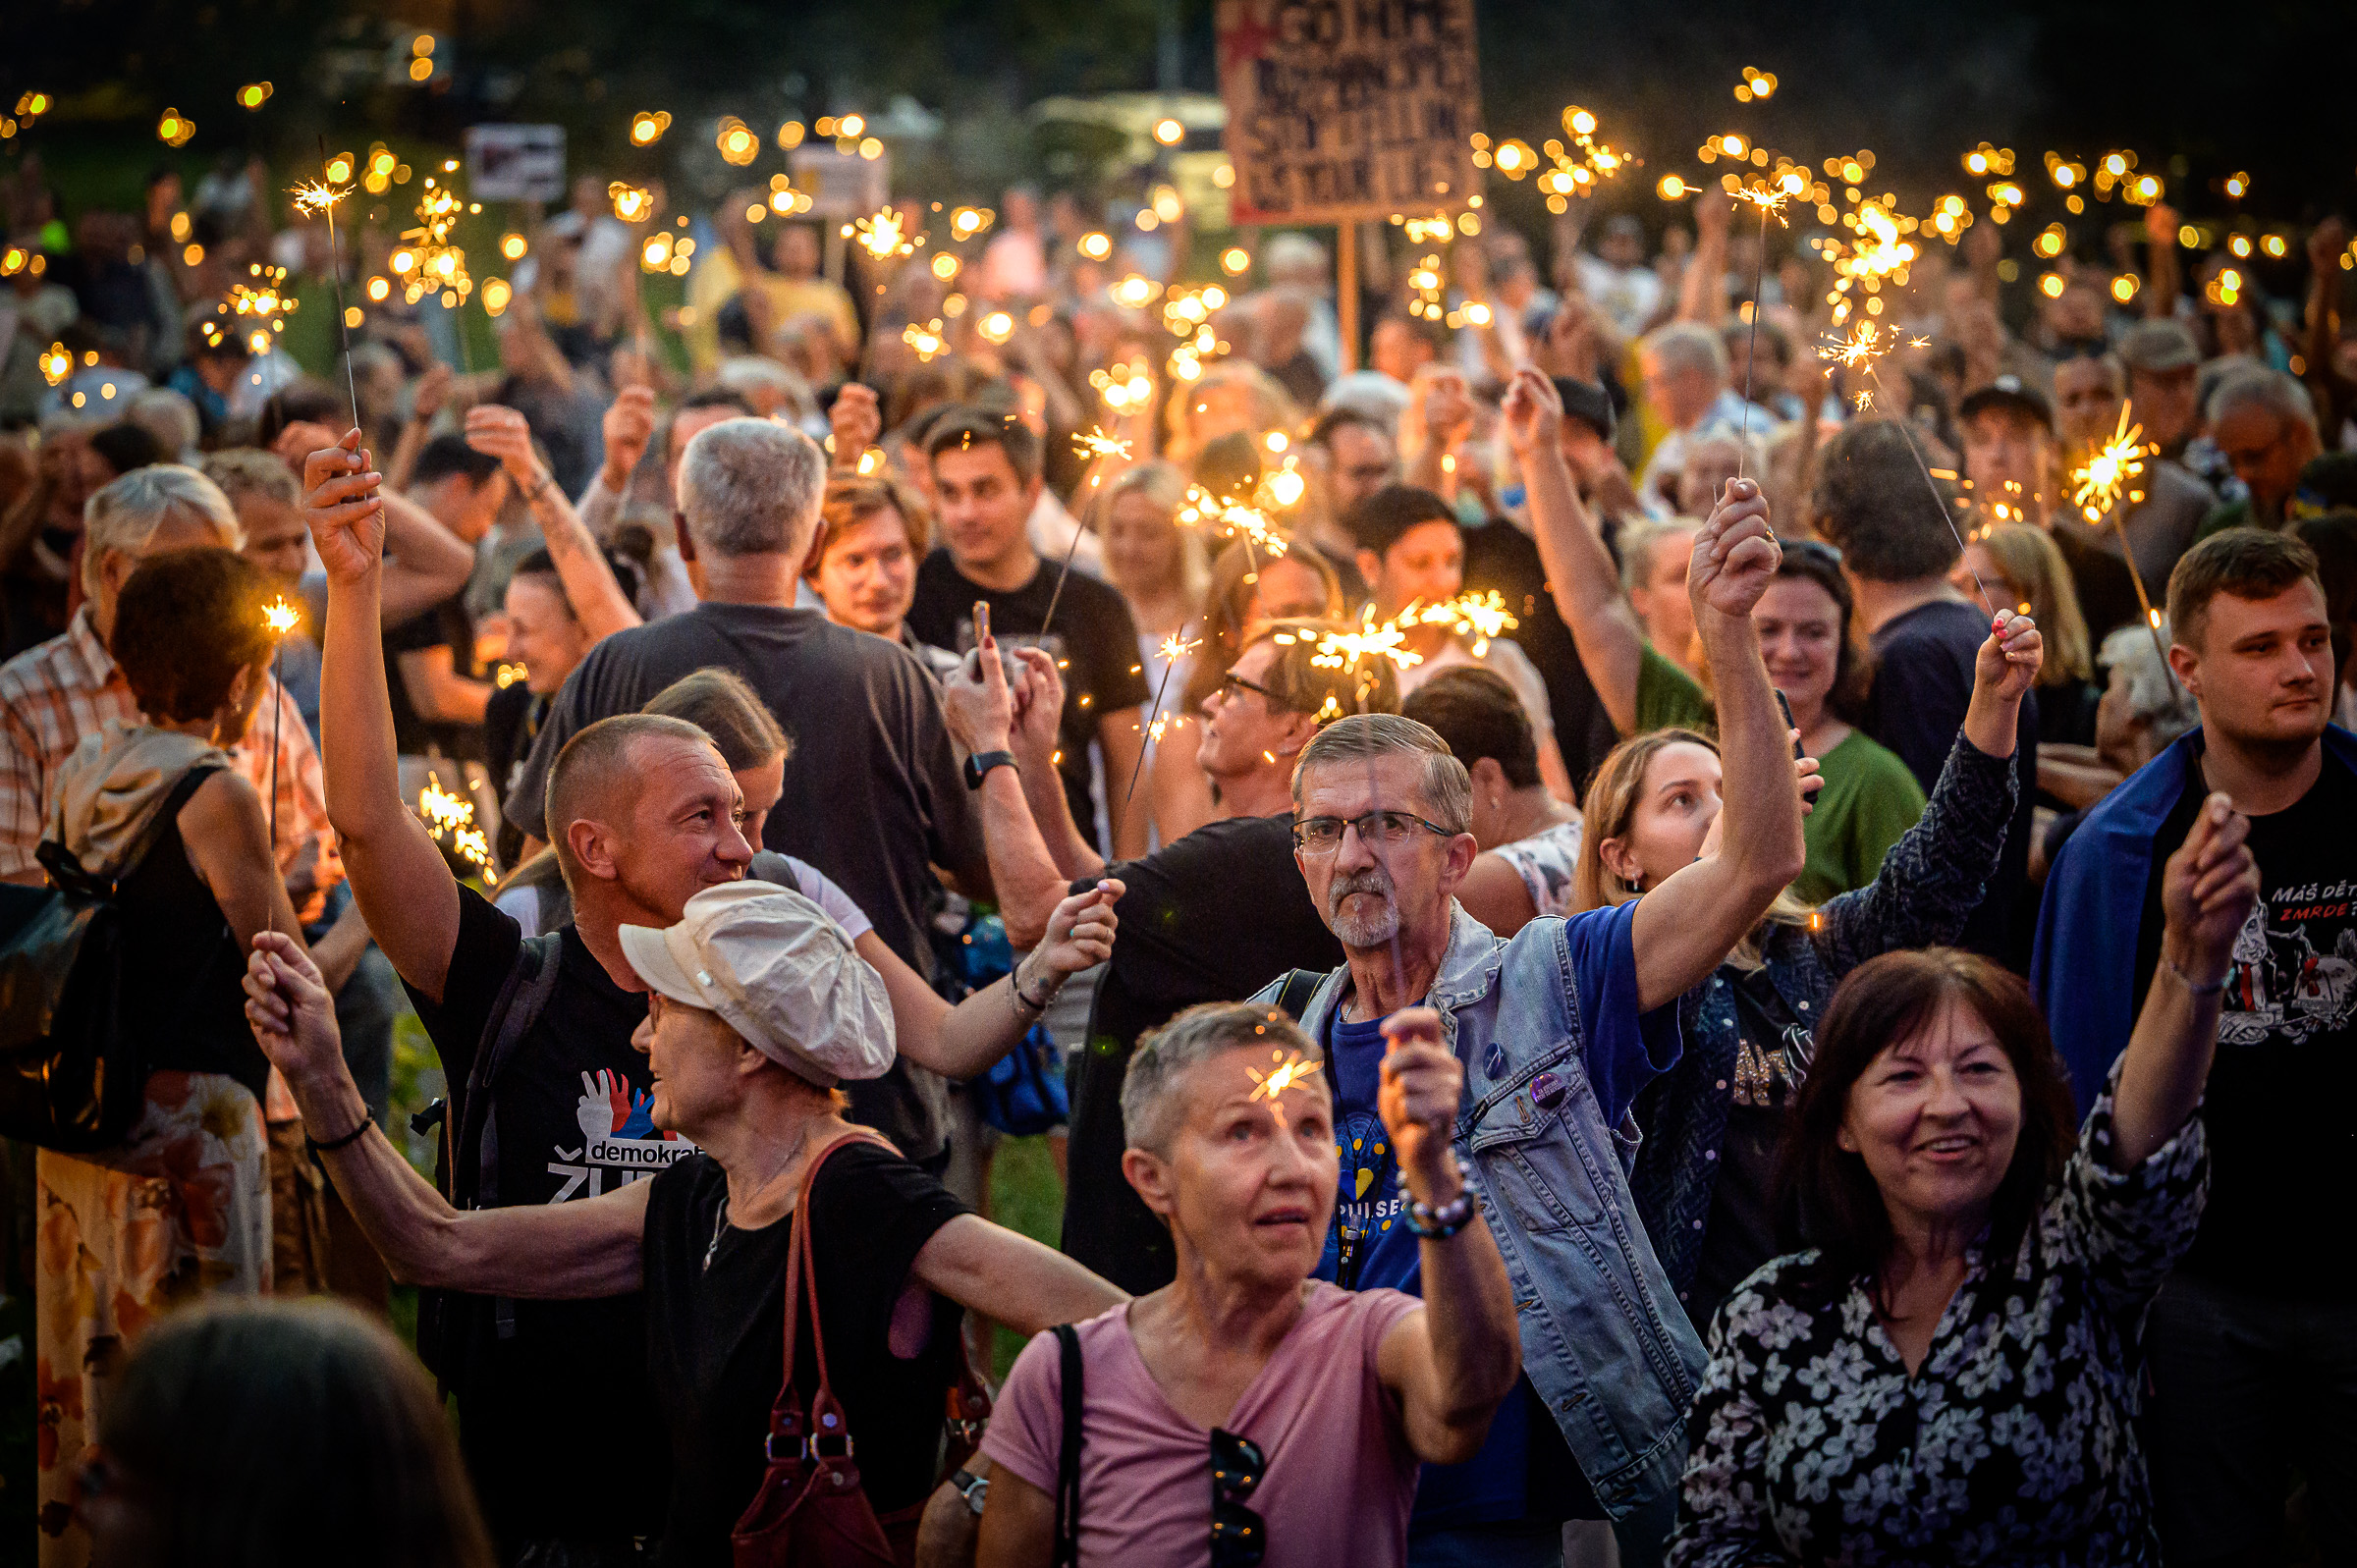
[1571,588,2043,1336]
[1668,798,2256,1566]
[975,1001,1520,1568]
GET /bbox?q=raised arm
[940,628,1104,951]
[466,405,641,642]
[1372,1007,1522,1465]
[301,430,466,1002]
[244,932,647,1296]
[1628,481,1808,1010]
[1503,367,1647,734]
[1814,614,2041,970]
[859,881,1122,1081]
[2109,792,2258,1169]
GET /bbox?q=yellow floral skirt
[32,1069,268,1565]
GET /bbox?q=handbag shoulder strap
[1051,1322,1084,1568]
[41,762,227,895]
[776,1130,895,1425]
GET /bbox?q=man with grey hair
[503,416,984,1171]
[1264,231,1341,380]
[2198,365,2324,535]
[1268,478,1807,1565]
[0,464,334,895]
[1635,320,1762,511]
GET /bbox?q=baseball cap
[1552,377,1617,443]
[2118,318,2200,376]
[1958,374,2054,432]
[619,882,895,1087]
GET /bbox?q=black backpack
[0,766,224,1152]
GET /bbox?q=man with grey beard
[1263,476,1809,1568]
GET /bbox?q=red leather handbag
[731,1131,905,1568]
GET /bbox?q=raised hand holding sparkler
[1376,1005,1465,1203]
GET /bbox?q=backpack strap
[1052,1322,1084,1568]
[1273,967,1325,1022]
[39,762,227,897]
[464,930,565,1340]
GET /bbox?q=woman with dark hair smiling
[1666,792,2259,1567]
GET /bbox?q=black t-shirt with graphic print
[403,886,685,1550]
[2135,750,2357,1299]
[907,549,1151,857]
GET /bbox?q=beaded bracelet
[1403,1152,1479,1239]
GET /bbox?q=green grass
[984,1136,1067,1380]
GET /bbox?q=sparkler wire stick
[260,597,298,930]
[1734,202,1772,481]
[306,137,362,432]
[1121,628,1194,810]
[1858,359,2001,622]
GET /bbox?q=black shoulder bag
[0,765,224,1153]
[1051,1322,1085,1568]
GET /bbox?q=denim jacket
[1260,905,1707,1523]
[1631,734,2019,1312]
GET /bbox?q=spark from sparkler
[1123,630,1202,808]
[418,772,492,869]
[1072,427,1132,462]
[1408,591,1520,656]
[289,163,364,432]
[261,597,300,635]
[1731,184,1790,226]
[848,207,911,260]
[1311,612,1424,675]
[1246,1048,1325,1128]
[2070,405,2149,523]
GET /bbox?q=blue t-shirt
[1313,900,1671,1532]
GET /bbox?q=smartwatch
[963,750,1017,791]
[952,1467,991,1515]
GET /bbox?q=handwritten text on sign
[1217,0,1483,224]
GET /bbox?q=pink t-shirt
[981,1282,1425,1568]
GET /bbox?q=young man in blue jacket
[2034,526,2357,1567]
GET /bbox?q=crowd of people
[1,135,2353,1568]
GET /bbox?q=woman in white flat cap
[242,881,1126,1567]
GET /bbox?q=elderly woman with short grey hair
[975,1000,1520,1568]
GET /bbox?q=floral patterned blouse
[1667,1075,2208,1567]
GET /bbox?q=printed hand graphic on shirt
[576,1069,630,1143]
[548,1070,691,1203]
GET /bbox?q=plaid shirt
[0,608,339,908]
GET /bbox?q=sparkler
[289,170,362,431]
[2069,404,2178,690]
[418,772,492,870]
[1122,630,1200,808]
[1729,174,1801,480]
[1245,1048,1325,1130]
[1035,427,1139,636]
[846,207,912,261]
[1818,323,2000,619]
[1407,591,1520,656]
[260,596,299,923]
[1073,427,1132,463]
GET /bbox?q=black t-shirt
[1063,814,1345,1294]
[2049,526,2141,643]
[2035,677,2102,750]
[906,550,1152,857]
[1866,600,2039,968]
[2134,752,2357,1299]
[643,1143,971,1566]
[401,887,681,1549]
[384,593,479,759]
[505,602,982,1162]
[1689,967,1805,1327]
[1459,515,1619,789]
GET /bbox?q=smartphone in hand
[1774,688,1805,761]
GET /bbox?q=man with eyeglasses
[1265,477,1807,1568]
[940,618,1398,1296]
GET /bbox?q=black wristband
[306,1110,374,1154]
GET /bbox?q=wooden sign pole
[1337,222,1358,373]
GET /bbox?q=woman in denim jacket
[1576,610,2042,1331]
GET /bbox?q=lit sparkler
[418,772,492,870]
[1123,630,1202,808]
[1245,1048,1325,1128]
[288,165,364,431]
[2069,404,2177,689]
[846,207,912,261]
[1408,591,1520,656]
[1072,427,1132,462]
[259,595,300,896]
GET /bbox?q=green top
[1633,641,1715,735]
[1793,728,1927,903]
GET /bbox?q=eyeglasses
[1210,1428,1266,1567]
[1289,810,1454,854]
[1219,672,1279,703]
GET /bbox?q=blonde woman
[1578,604,2041,1331]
